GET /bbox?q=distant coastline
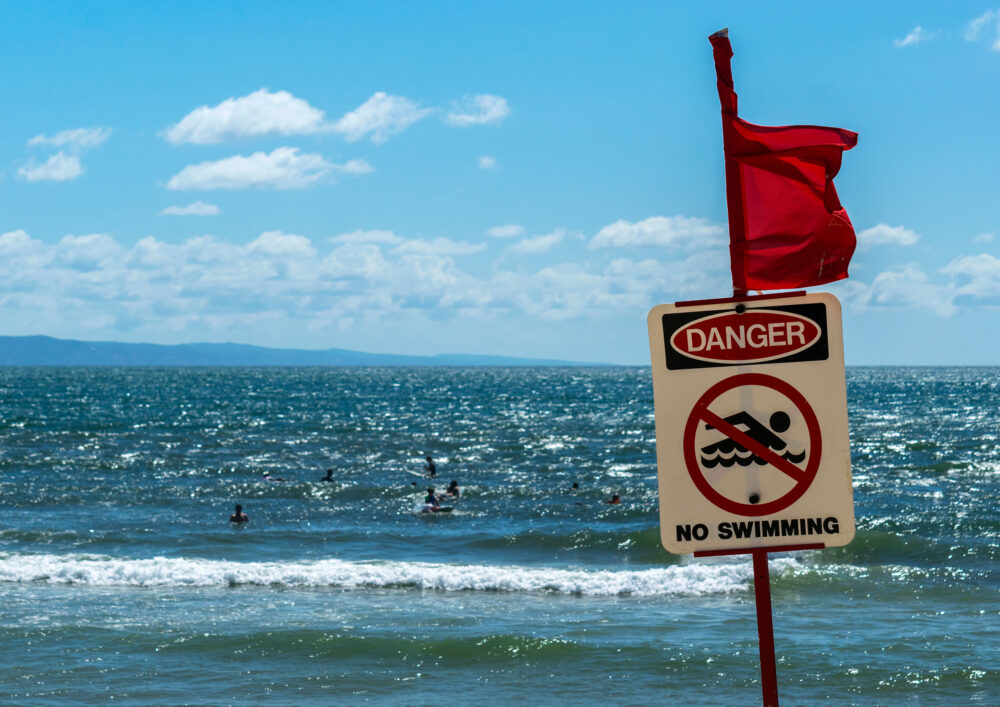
[0,335,608,367]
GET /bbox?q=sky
[1,1,999,365]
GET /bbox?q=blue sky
[1,1,999,365]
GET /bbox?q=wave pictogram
[699,410,806,469]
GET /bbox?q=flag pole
[752,549,780,706]
[708,29,748,298]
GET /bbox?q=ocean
[0,366,997,705]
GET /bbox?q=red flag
[710,29,857,293]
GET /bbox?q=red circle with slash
[683,372,821,517]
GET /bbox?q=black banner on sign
[661,302,829,370]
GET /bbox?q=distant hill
[0,335,604,366]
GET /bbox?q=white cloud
[511,230,564,254]
[333,158,375,175]
[973,232,995,243]
[248,230,316,258]
[165,147,367,190]
[0,229,34,255]
[332,92,432,143]
[484,251,727,322]
[867,265,956,317]
[20,126,111,182]
[57,233,122,270]
[35,218,1000,353]
[489,263,610,320]
[589,215,725,250]
[18,152,83,182]
[894,26,932,48]
[856,223,920,251]
[965,10,1000,49]
[17,128,111,182]
[28,127,112,149]
[478,155,497,169]
[159,201,221,216]
[162,89,505,147]
[331,229,403,245]
[392,238,486,256]
[833,264,955,317]
[444,94,510,127]
[0,228,625,334]
[838,252,1000,317]
[941,253,1000,299]
[487,224,525,238]
[164,89,329,144]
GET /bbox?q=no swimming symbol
[683,373,822,517]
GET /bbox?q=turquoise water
[0,367,997,704]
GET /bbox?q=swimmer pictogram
[699,410,807,468]
[683,373,822,517]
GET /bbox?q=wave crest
[0,552,786,596]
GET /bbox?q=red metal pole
[752,549,779,706]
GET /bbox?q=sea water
[0,367,997,705]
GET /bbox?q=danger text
[685,321,807,353]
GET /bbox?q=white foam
[0,552,800,596]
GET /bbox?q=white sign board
[647,292,855,554]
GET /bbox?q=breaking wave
[0,552,799,596]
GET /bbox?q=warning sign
[648,293,855,554]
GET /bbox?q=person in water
[320,468,334,482]
[424,456,437,477]
[445,480,460,497]
[606,493,621,505]
[230,504,249,524]
[424,487,441,508]
[263,472,285,482]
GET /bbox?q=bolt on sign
[647,292,855,554]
